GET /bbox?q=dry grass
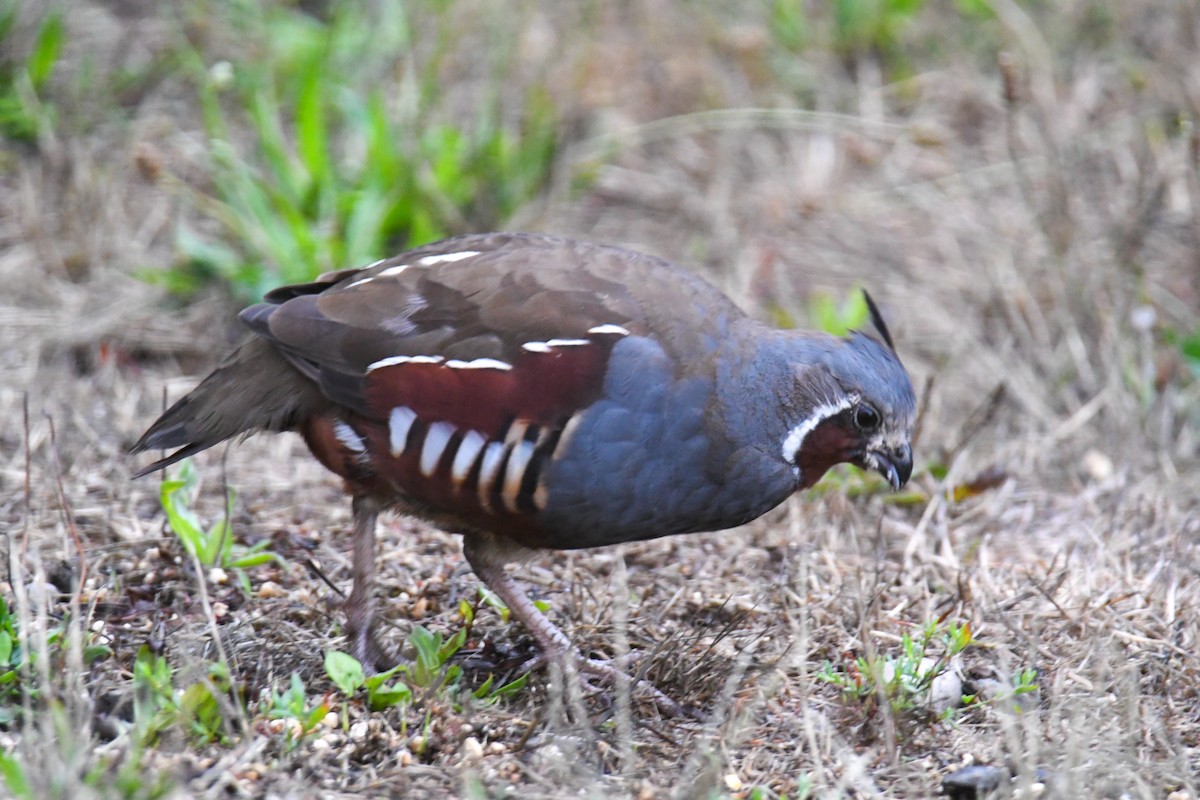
[2,1,1199,798]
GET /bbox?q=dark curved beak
[871,443,913,491]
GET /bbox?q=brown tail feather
[131,337,328,477]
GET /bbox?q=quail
[133,233,916,703]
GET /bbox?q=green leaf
[324,650,364,696]
[362,664,403,690]
[367,680,411,711]
[0,751,33,800]
[438,627,467,661]
[487,672,528,699]
[83,644,112,664]
[295,66,330,186]
[27,14,63,89]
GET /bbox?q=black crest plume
[861,290,896,352]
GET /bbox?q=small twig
[22,393,31,557]
[46,413,87,601]
[910,373,935,452]
[945,382,1007,461]
[303,558,345,597]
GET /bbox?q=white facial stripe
[389,406,418,456]
[502,440,536,512]
[333,421,366,453]
[587,324,630,336]
[444,357,513,370]
[451,429,487,484]
[417,250,480,267]
[420,421,456,477]
[369,354,444,371]
[781,397,855,464]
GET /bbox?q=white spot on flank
[502,440,536,512]
[444,357,513,370]
[420,421,456,476]
[389,407,418,456]
[346,276,374,289]
[417,250,480,267]
[533,480,549,510]
[451,430,487,484]
[504,420,530,446]
[587,324,630,336]
[378,264,410,278]
[781,397,855,465]
[521,342,552,353]
[477,441,507,508]
[368,354,444,371]
[333,421,366,452]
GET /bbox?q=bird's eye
[853,404,880,431]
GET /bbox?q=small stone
[1130,305,1156,331]
[462,737,484,759]
[208,60,233,87]
[349,721,369,742]
[267,718,302,738]
[943,765,1005,799]
[930,657,965,716]
[723,773,743,792]
[310,737,330,752]
[1081,449,1114,482]
[211,601,229,620]
[257,580,285,598]
[208,567,228,585]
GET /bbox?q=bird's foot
[345,623,401,675]
[519,648,695,719]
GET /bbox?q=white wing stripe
[369,354,444,371]
[417,251,480,266]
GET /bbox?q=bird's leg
[462,534,685,716]
[344,495,394,671]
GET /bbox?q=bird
[132,232,916,706]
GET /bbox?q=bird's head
[781,292,916,491]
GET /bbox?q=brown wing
[241,232,743,420]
